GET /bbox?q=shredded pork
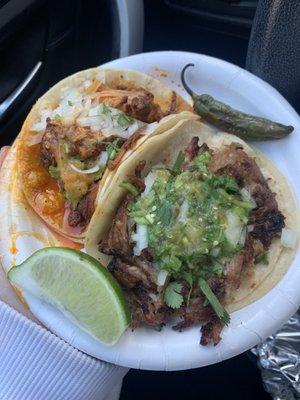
[98,137,285,345]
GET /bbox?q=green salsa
[129,151,255,284]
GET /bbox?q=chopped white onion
[90,125,101,132]
[124,121,141,138]
[27,132,44,146]
[247,224,254,233]
[77,116,103,127]
[178,200,189,222]
[240,188,251,200]
[211,247,220,257]
[79,103,143,138]
[149,293,158,301]
[132,224,148,256]
[31,121,46,132]
[69,151,108,174]
[69,163,100,174]
[88,106,101,117]
[241,187,256,207]
[60,88,82,105]
[31,109,52,132]
[225,210,244,247]
[30,74,142,138]
[157,269,169,286]
[142,172,156,197]
[238,227,247,246]
[98,151,108,168]
[281,228,297,249]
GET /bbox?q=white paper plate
[1,51,299,371]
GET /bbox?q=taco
[85,118,298,345]
[17,67,193,240]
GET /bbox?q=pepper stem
[181,64,196,98]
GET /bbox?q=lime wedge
[8,247,130,345]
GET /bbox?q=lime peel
[8,247,130,345]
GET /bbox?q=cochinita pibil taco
[17,67,192,240]
[85,118,298,345]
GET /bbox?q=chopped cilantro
[160,253,182,273]
[212,263,223,277]
[255,252,269,265]
[48,166,60,180]
[172,151,185,175]
[156,201,172,226]
[198,278,230,325]
[54,114,62,121]
[116,112,135,128]
[102,102,111,116]
[183,272,193,306]
[183,272,193,287]
[106,139,121,161]
[164,282,184,309]
[195,151,211,175]
[68,100,73,106]
[217,188,254,211]
[100,103,135,127]
[209,175,239,193]
[119,181,139,196]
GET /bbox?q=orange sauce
[10,241,18,255]
[18,142,66,230]
[154,67,169,77]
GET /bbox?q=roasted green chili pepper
[181,63,294,140]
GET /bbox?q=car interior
[1,0,299,398]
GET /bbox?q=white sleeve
[0,301,128,400]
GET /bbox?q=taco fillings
[85,119,298,345]
[17,67,192,239]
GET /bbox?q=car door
[0,0,143,146]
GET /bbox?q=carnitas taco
[17,67,192,240]
[85,118,298,345]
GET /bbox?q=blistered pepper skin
[181,64,294,141]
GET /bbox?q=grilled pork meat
[130,285,170,328]
[68,183,98,228]
[99,196,133,257]
[107,128,146,171]
[108,257,155,290]
[98,138,285,345]
[127,161,147,192]
[65,126,104,160]
[40,120,60,168]
[184,137,200,161]
[184,138,211,162]
[41,121,104,169]
[210,143,285,250]
[200,317,223,346]
[210,143,266,187]
[97,88,163,123]
[249,208,285,248]
[40,121,131,230]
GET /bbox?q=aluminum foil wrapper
[251,310,300,399]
